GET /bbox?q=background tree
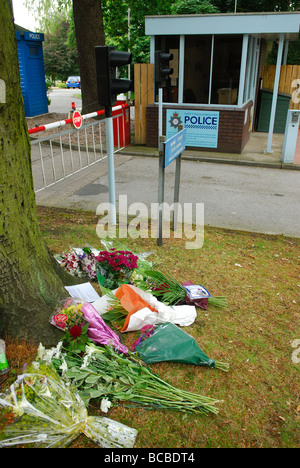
[101,0,175,77]
[214,0,300,12]
[72,0,105,114]
[25,0,300,95]
[25,0,71,33]
[0,0,77,345]
[170,0,220,14]
[266,39,300,65]
[43,19,79,82]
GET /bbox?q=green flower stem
[208,297,227,308]
[214,361,230,371]
[52,343,220,415]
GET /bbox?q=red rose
[69,324,82,338]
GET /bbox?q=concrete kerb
[117,146,300,171]
[116,130,300,170]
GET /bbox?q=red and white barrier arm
[28,104,126,135]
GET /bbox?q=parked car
[66,76,81,89]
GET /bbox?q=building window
[155,35,179,103]
[29,46,39,56]
[211,35,242,105]
[154,34,243,106]
[183,35,212,104]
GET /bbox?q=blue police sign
[164,128,186,168]
[167,109,219,148]
[24,31,44,41]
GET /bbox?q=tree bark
[72,0,105,114]
[0,0,78,345]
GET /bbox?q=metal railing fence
[29,104,128,193]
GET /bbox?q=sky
[12,0,39,31]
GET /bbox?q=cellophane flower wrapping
[81,302,128,354]
[0,361,137,448]
[49,298,85,331]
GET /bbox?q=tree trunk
[0,0,78,345]
[73,0,105,114]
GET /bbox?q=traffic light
[155,50,173,87]
[95,46,132,109]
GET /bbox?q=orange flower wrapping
[115,285,157,332]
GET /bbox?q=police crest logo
[169,112,182,129]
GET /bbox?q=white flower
[53,341,63,359]
[37,343,46,360]
[81,355,90,369]
[85,344,96,358]
[39,343,62,364]
[59,358,68,374]
[100,398,111,413]
[12,402,25,417]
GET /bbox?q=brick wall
[146,101,253,153]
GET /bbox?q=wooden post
[134,63,154,144]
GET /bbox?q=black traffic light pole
[95,46,132,225]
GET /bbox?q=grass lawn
[2,205,299,448]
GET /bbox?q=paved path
[48,87,82,114]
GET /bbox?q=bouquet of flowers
[136,270,227,309]
[50,299,90,354]
[135,322,229,371]
[95,250,138,289]
[0,356,138,448]
[58,247,97,280]
[50,342,221,415]
[50,298,84,330]
[98,283,197,332]
[50,299,128,355]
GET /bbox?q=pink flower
[95,250,138,273]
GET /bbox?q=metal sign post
[155,50,173,245]
[157,87,164,246]
[172,148,182,232]
[157,123,186,246]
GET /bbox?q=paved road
[48,87,82,114]
[34,150,300,238]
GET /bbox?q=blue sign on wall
[24,31,45,42]
[164,128,186,167]
[167,109,219,148]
